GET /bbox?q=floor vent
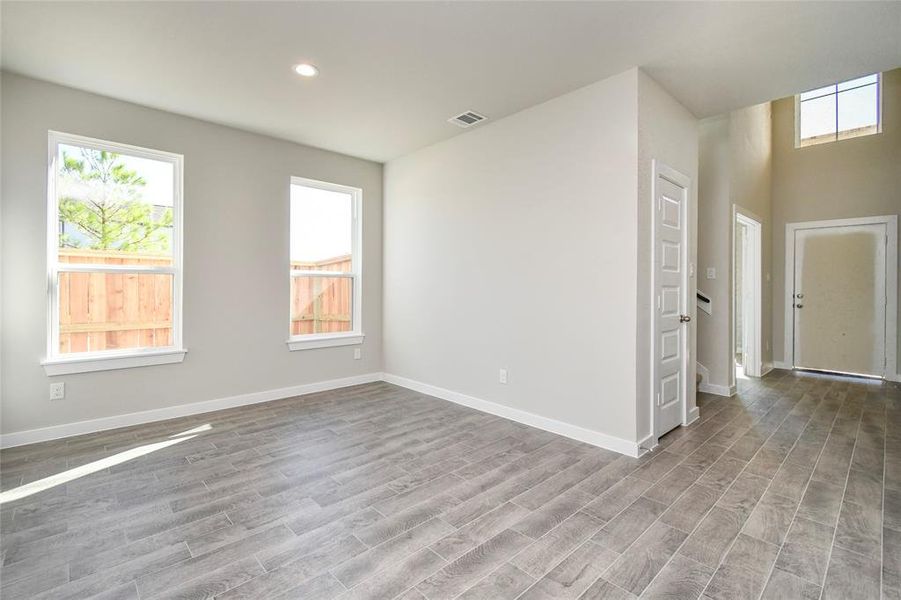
[448,110,488,128]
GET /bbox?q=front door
[654,167,690,437]
[793,222,887,377]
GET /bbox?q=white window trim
[794,73,882,148]
[286,176,363,352]
[43,131,186,376]
[41,348,187,376]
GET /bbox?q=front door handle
[680,315,691,323]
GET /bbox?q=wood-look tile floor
[1,370,899,599]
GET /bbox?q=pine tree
[58,148,172,252]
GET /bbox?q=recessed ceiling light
[293,63,319,77]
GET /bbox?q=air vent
[448,110,488,128]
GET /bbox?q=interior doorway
[734,208,762,380]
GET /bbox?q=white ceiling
[3,2,900,162]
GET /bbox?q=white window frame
[795,73,882,148]
[286,176,364,351]
[41,131,186,376]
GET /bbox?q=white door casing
[734,209,763,379]
[652,162,692,437]
[742,228,753,366]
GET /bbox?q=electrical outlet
[353,348,361,360]
[50,382,65,401]
[499,369,508,384]
[706,267,716,279]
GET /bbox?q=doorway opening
[734,209,762,381]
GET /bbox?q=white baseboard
[641,407,699,455]
[382,373,643,457]
[698,382,736,397]
[773,361,792,370]
[761,363,774,377]
[637,433,657,455]
[684,406,700,425]
[696,362,710,385]
[885,372,901,383]
[0,372,383,449]
[2,369,719,457]
[696,362,735,397]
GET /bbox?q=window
[288,177,363,351]
[43,132,185,375]
[796,73,881,147]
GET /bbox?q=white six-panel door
[653,165,690,437]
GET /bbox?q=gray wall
[383,68,698,446]
[384,70,641,444]
[697,103,773,390]
[1,73,383,435]
[636,70,699,441]
[771,68,901,372]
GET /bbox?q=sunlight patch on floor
[170,423,213,437]
[0,424,210,504]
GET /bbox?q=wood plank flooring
[1,369,899,599]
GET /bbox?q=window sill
[287,333,364,351]
[42,349,187,376]
[796,126,881,148]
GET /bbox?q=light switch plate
[706,268,716,279]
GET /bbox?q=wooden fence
[58,249,173,353]
[290,256,353,336]
[56,249,352,353]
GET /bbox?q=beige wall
[771,68,901,374]
[698,114,732,388]
[697,103,773,390]
[1,73,383,435]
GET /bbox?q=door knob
[795,304,803,309]
[680,315,691,323]
[796,293,804,299]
